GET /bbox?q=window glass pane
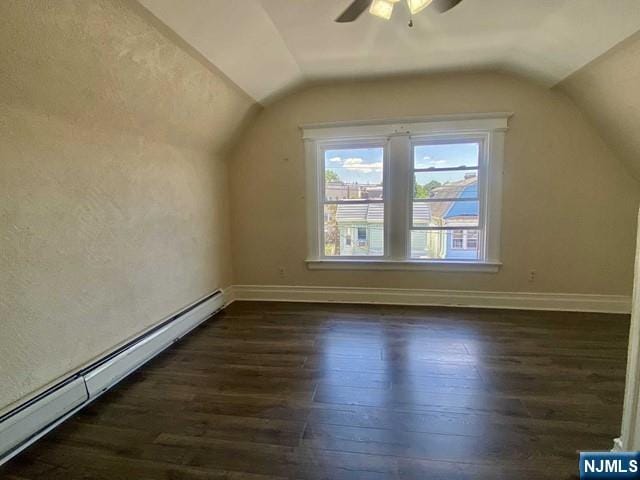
[414,171,478,199]
[452,230,464,249]
[466,230,478,249]
[324,204,384,256]
[410,230,480,260]
[412,202,438,228]
[325,147,384,201]
[412,201,479,228]
[414,142,479,169]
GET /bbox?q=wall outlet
[528,270,537,282]
[277,266,286,278]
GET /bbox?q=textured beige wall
[0,0,256,413]
[230,72,640,295]
[558,31,640,180]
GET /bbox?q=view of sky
[414,142,479,183]
[414,142,479,169]
[324,143,480,186]
[414,170,477,185]
[324,147,383,185]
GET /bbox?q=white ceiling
[139,0,640,103]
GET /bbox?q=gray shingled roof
[412,203,432,227]
[335,204,382,223]
[336,203,431,225]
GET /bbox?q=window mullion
[305,139,322,259]
[484,130,504,263]
[387,135,411,261]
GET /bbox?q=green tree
[414,181,427,199]
[324,170,342,255]
[325,170,341,183]
[413,176,441,199]
[424,180,441,195]
[325,204,340,256]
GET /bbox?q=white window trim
[303,113,511,272]
[316,138,390,259]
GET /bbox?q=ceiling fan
[336,0,463,22]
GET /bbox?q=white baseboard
[0,289,228,466]
[229,285,631,314]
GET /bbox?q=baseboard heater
[0,290,226,466]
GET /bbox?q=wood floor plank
[313,384,533,417]
[0,301,628,479]
[75,402,306,447]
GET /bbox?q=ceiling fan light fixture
[369,0,395,20]
[406,0,433,15]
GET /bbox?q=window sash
[412,198,479,203]
[409,136,487,259]
[410,226,481,231]
[321,143,386,204]
[318,139,389,259]
[323,200,384,205]
[414,166,478,173]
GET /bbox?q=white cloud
[328,157,342,163]
[423,156,450,167]
[432,160,450,167]
[341,157,383,173]
[343,157,364,166]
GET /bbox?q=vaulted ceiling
[559,31,640,179]
[138,0,640,103]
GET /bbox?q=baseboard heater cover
[0,378,87,462]
[83,293,223,398]
[0,290,225,465]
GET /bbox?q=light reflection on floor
[315,313,497,460]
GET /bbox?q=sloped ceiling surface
[559,32,640,180]
[139,0,640,103]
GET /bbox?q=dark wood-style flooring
[1,301,630,479]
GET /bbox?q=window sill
[305,259,502,273]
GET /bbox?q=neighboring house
[410,203,435,258]
[326,182,383,201]
[334,203,384,256]
[330,201,431,257]
[328,175,479,259]
[411,174,479,259]
[440,181,479,260]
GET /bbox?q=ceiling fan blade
[335,0,373,23]
[431,0,463,13]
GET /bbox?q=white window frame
[409,133,486,260]
[316,139,390,260]
[302,113,510,272]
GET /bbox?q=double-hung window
[320,142,387,257]
[303,114,509,272]
[410,137,482,261]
